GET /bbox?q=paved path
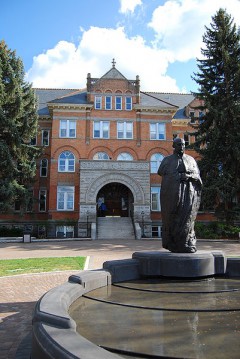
[0,239,239,359]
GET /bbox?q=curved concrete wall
[31,253,240,359]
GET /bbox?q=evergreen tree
[0,40,40,212]
[192,9,240,222]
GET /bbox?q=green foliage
[195,221,240,239]
[192,9,240,223]
[0,226,23,236]
[0,40,41,212]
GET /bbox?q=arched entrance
[97,182,134,217]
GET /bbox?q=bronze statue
[158,138,202,253]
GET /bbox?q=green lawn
[0,256,86,277]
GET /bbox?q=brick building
[1,60,212,239]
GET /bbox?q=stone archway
[79,160,151,224]
[96,182,134,217]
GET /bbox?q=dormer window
[95,96,102,109]
[115,96,122,110]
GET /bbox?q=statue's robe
[158,153,202,253]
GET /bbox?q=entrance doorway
[97,182,133,217]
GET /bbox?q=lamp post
[141,211,146,238]
[86,210,89,237]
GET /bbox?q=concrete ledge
[132,251,226,277]
[103,258,140,282]
[32,323,121,359]
[226,258,240,277]
[32,269,118,359]
[69,269,111,290]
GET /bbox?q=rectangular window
[117,122,133,139]
[125,97,132,110]
[190,111,195,124]
[151,187,161,211]
[42,130,49,146]
[56,225,74,238]
[184,134,190,146]
[95,96,102,109]
[150,123,166,140]
[115,96,122,110]
[30,136,37,146]
[93,121,109,139]
[152,226,162,238]
[105,96,112,110]
[60,120,76,138]
[26,190,34,212]
[40,159,48,177]
[39,189,47,212]
[57,186,74,211]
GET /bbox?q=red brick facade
[0,63,215,238]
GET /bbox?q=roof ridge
[144,91,192,95]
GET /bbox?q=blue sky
[1,0,240,93]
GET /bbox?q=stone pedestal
[132,250,226,278]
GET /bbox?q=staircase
[97,217,135,240]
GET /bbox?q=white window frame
[56,225,74,238]
[58,151,75,172]
[40,158,48,177]
[41,130,50,146]
[125,96,132,110]
[151,187,161,211]
[105,96,112,110]
[150,123,166,140]
[117,121,133,139]
[57,186,74,211]
[95,96,102,109]
[93,121,109,139]
[150,153,164,173]
[59,120,76,138]
[39,189,47,212]
[152,225,162,238]
[115,96,122,110]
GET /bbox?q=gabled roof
[100,66,127,80]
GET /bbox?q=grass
[0,256,86,277]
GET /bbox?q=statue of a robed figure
[158,138,202,253]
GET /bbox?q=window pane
[69,121,76,137]
[102,122,109,138]
[60,120,67,137]
[116,96,122,110]
[39,190,47,212]
[158,123,165,140]
[150,124,156,140]
[105,96,112,110]
[126,97,132,110]
[94,122,100,138]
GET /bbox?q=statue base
[132,250,226,278]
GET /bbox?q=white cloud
[26,0,240,93]
[26,26,179,92]
[148,0,240,62]
[119,0,142,14]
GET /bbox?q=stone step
[97,217,135,240]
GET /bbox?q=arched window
[93,152,110,160]
[150,153,164,173]
[117,152,133,161]
[40,158,48,177]
[58,151,75,172]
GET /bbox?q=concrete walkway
[0,238,239,359]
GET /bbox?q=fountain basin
[31,251,240,359]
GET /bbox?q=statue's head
[173,137,185,155]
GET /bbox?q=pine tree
[192,9,240,223]
[0,40,40,212]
